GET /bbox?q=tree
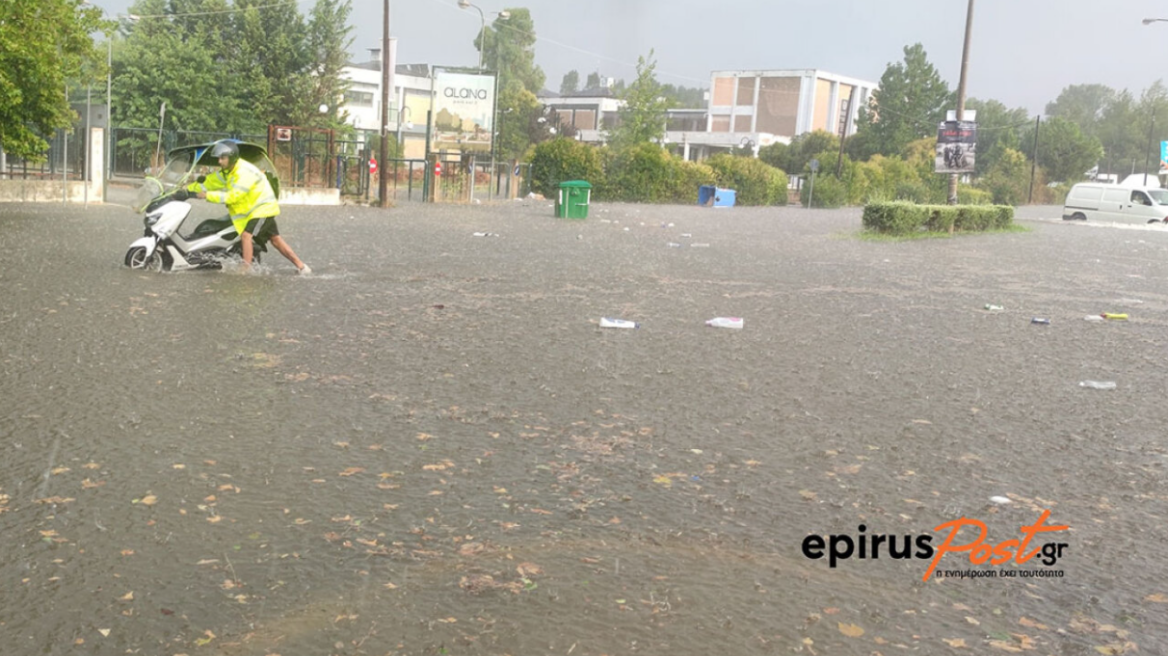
[1046,84,1114,137]
[1021,116,1102,182]
[560,70,579,96]
[785,130,839,174]
[853,43,952,158]
[480,8,545,159]
[0,0,111,159]
[978,147,1031,205]
[659,83,706,109]
[758,142,790,171]
[964,98,1029,176]
[585,72,602,90]
[300,0,354,129]
[607,50,668,149]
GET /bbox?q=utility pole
[948,0,975,205]
[1027,116,1040,204]
[1143,108,1156,187]
[378,0,390,208]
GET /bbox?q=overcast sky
[90,0,1168,115]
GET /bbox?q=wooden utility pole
[948,0,975,205]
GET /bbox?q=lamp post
[378,0,391,208]
[458,0,486,70]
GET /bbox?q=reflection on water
[1,201,1167,655]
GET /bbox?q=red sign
[369,156,378,175]
[434,161,443,177]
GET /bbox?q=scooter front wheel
[124,246,167,271]
[124,246,149,269]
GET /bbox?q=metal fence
[1,125,88,182]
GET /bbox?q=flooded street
[2,198,1167,655]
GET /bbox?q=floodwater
[1,197,1167,655]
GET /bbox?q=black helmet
[210,141,239,169]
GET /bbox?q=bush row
[862,202,1014,235]
[529,139,788,206]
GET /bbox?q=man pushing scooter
[186,140,311,274]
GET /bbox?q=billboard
[935,120,977,174]
[430,70,496,154]
[1161,140,1168,172]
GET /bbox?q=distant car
[1063,181,1168,224]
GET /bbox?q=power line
[126,0,303,20]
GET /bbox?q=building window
[736,77,756,107]
[573,109,597,130]
[713,78,734,106]
[734,115,752,132]
[344,90,374,108]
[711,115,731,133]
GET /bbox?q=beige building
[707,69,875,139]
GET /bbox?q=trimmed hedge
[706,154,790,205]
[863,202,1014,235]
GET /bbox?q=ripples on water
[0,202,1166,654]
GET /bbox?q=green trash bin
[556,180,592,219]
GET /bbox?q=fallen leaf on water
[121,550,134,557]
[744,459,762,466]
[1094,644,1138,655]
[517,562,543,577]
[172,464,185,470]
[206,516,223,524]
[943,638,967,648]
[912,419,932,425]
[799,490,818,501]
[383,582,398,589]
[493,486,508,494]
[119,592,134,601]
[35,496,76,504]
[987,640,1022,653]
[338,467,365,477]
[965,616,980,626]
[194,630,216,646]
[1019,617,1049,630]
[652,475,673,488]
[51,467,70,475]
[458,542,485,556]
[98,629,110,637]
[437,617,457,624]
[822,607,840,615]
[1146,594,1168,603]
[83,462,100,469]
[953,603,973,612]
[837,623,864,638]
[139,495,158,506]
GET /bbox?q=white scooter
[124,140,275,272]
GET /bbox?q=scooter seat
[191,218,236,238]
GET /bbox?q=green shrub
[605,142,676,202]
[800,174,848,208]
[957,186,993,205]
[669,159,717,204]
[863,202,1015,235]
[706,154,789,205]
[530,138,605,198]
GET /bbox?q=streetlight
[458,0,486,70]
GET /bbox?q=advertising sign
[430,70,496,154]
[1161,140,1168,171]
[935,120,977,174]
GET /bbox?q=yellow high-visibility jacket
[188,158,279,234]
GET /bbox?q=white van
[1063,182,1168,224]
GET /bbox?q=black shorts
[243,217,279,244]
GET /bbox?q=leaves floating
[837,622,865,638]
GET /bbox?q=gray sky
[90,0,1168,115]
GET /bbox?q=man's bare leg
[269,235,308,272]
[240,231,254,273]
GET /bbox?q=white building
[339,41,435,159]
[538,69,877,161]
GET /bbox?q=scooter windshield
[132,178,164,213]
[132,154,195,213]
